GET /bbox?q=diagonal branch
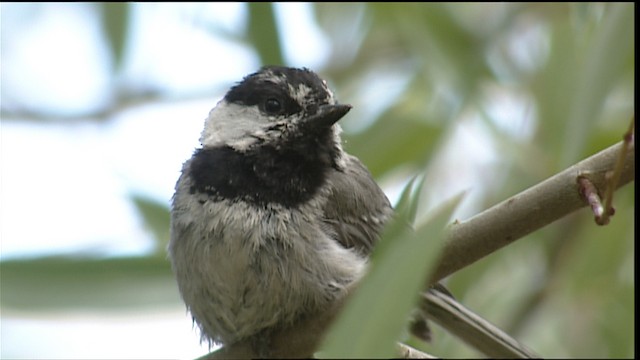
[420,290,538,358]
[429,140,634,285]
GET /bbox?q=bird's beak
[302,104,352,131]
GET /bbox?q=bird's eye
[264,98,282,114]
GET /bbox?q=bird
[168,66,540,359]
[168,66,395,356]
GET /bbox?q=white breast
[168,170,366,344]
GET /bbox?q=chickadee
[169,66,540,359]
[169,66,393,353]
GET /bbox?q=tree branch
[429,140,634,284]
[420,290,538,358]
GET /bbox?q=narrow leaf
[321,192,464,358]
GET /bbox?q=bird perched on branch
[168,66,539,359]
[169,66,395,355]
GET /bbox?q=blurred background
[0,3,634,358]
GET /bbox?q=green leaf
[131,194,171,253]
[320,190,464,358]
[0,256,178,311]
[393,174,423,224]
[100,3,129,72]
[247,3,284,66]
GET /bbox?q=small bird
[168,66,539,359]
[168,66,394,354]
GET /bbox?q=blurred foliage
[1,256,177,310]
[247,3,284,66]
[131,194,171,254]
[100,2,128,72]
[0,2,634,358]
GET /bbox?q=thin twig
[396,342,437,359]
[598,116,635,225]
[577,176,608,224]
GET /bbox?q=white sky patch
[105,99,213,201]
[1,3,112,115]
[341,68,413,133]
[123,3,258,94]
[0,97,216,260]
[0,121,153,258]
[417,113,500,221]
[274,3,331,69]
[1,308,212,359]
[482,83,536,141]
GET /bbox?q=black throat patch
[188,137,339,208]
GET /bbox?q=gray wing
[322,154,393,256]
[323,154,454,344]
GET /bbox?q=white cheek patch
[200,101,295,151]
[200,101,269,150]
